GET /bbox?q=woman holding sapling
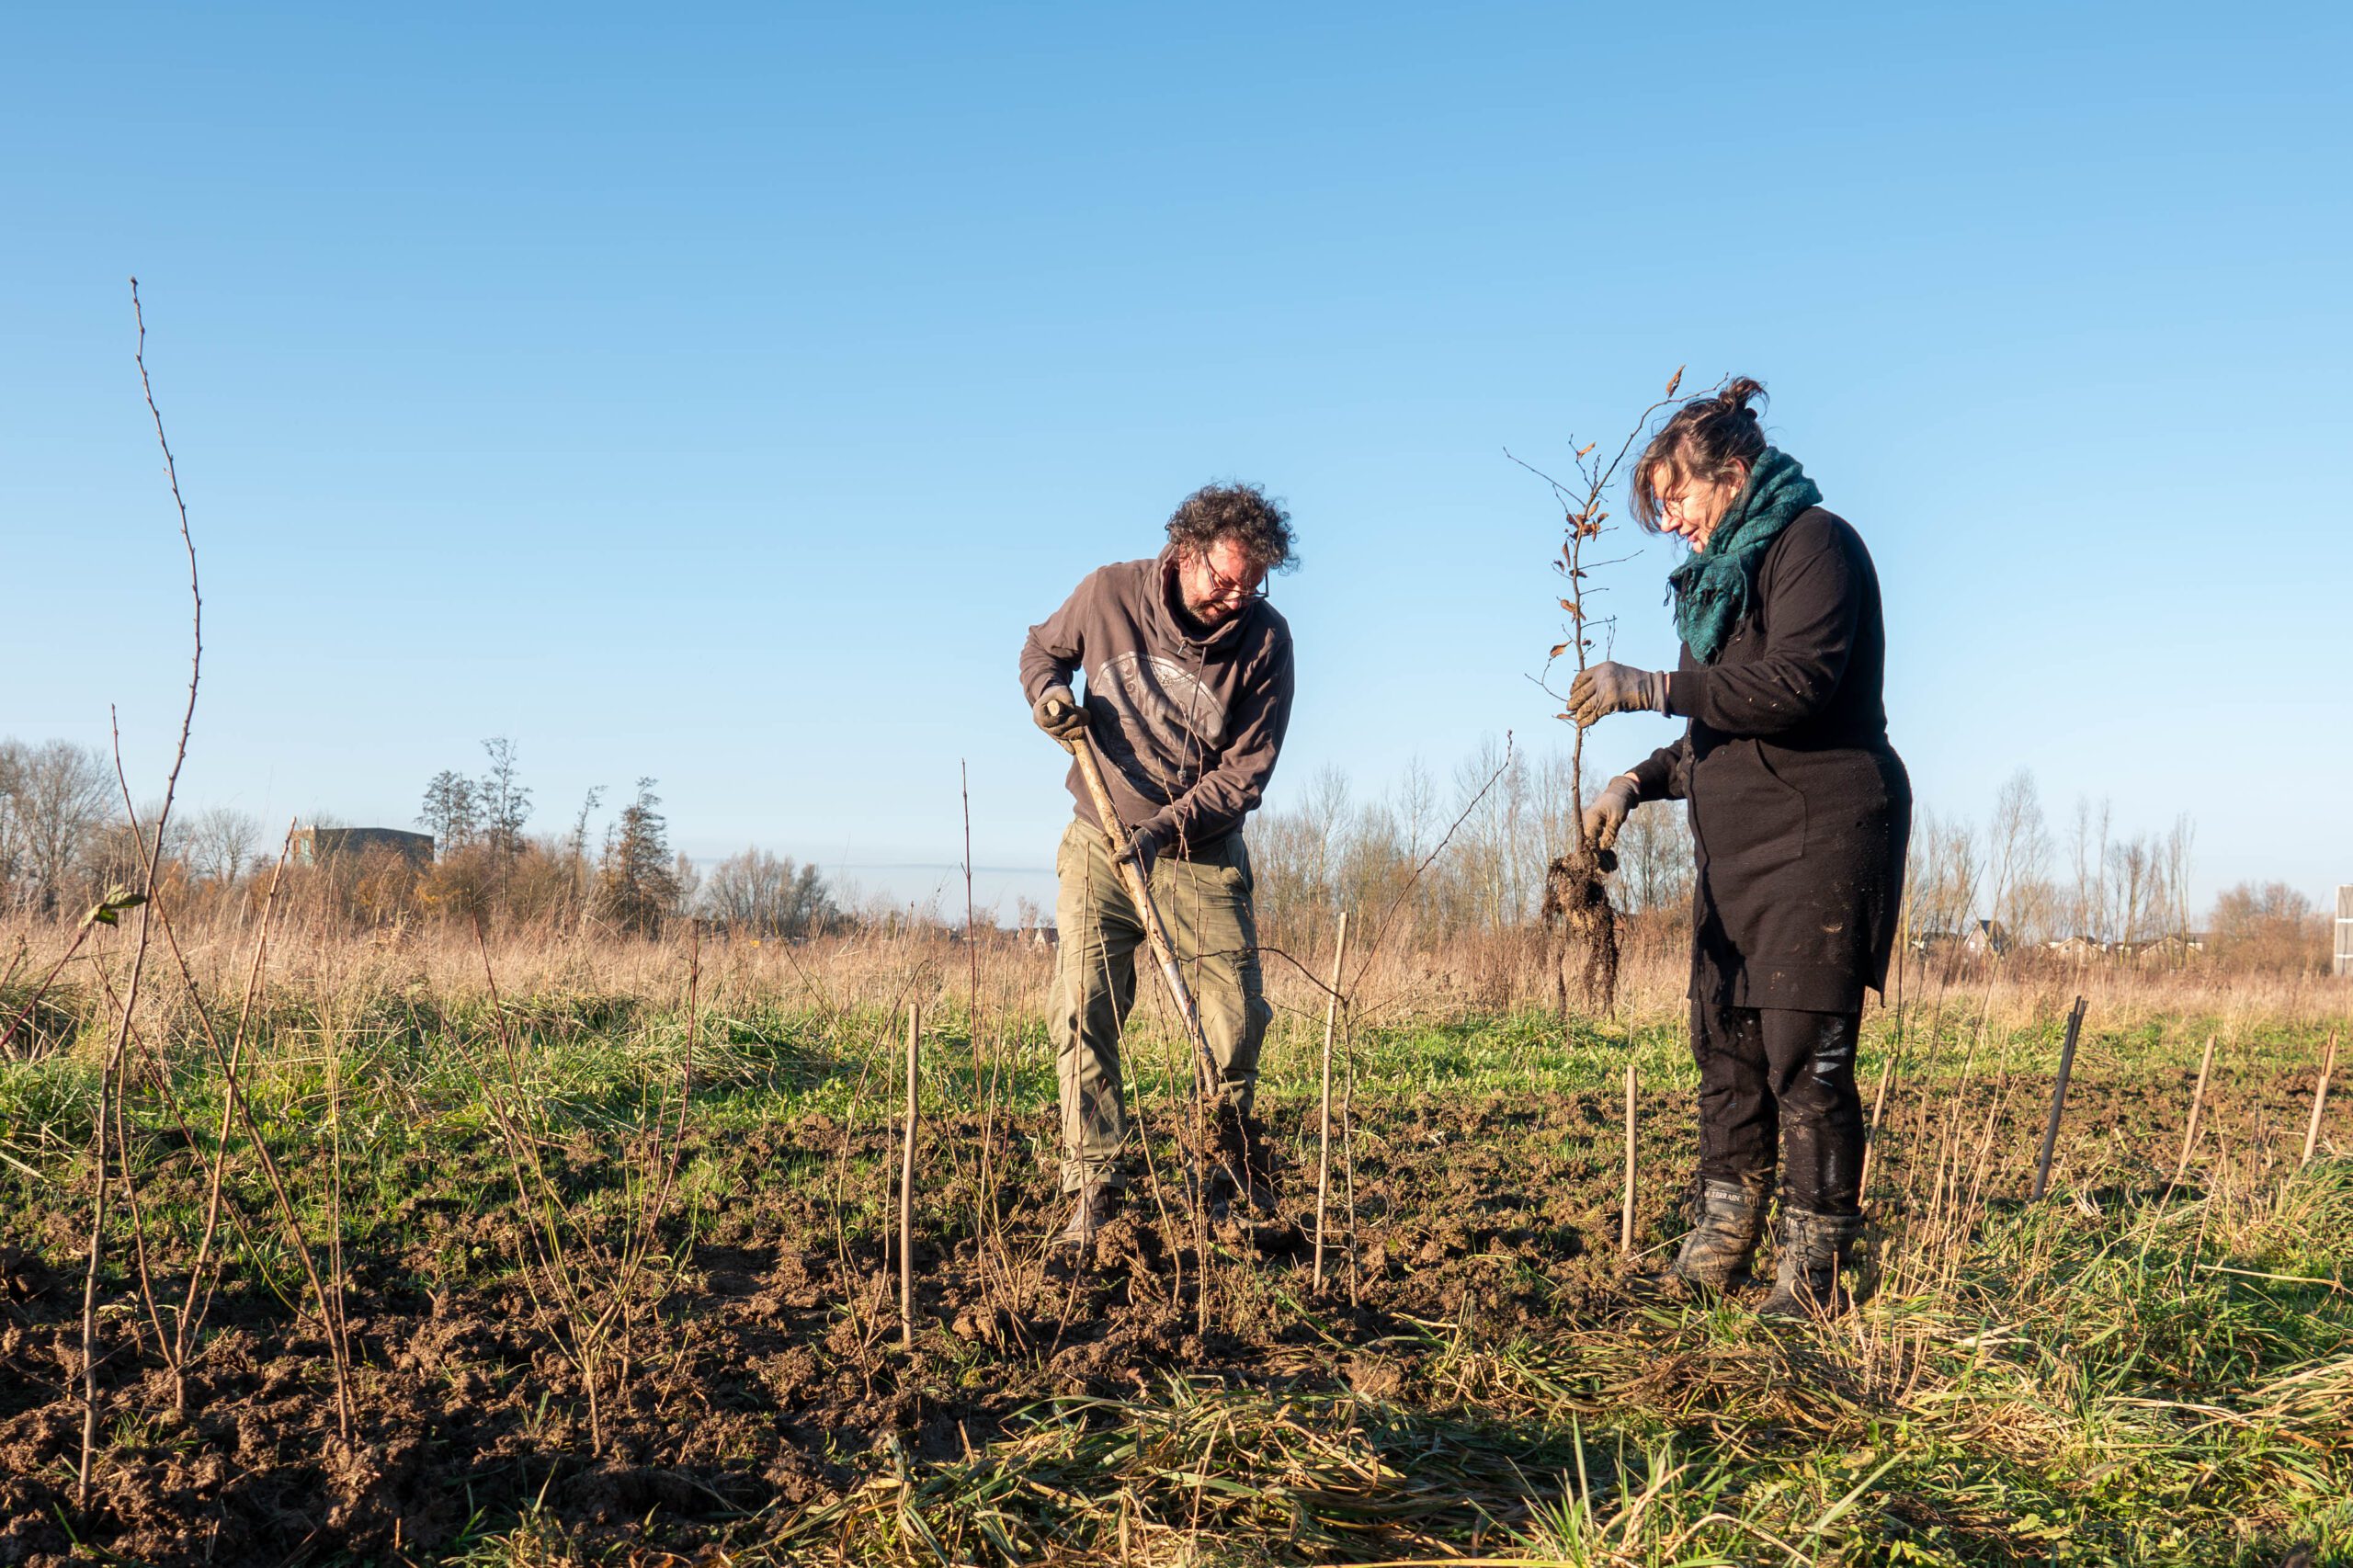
[1572,378,1909,1320]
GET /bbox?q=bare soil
[0,1065,2330,1565]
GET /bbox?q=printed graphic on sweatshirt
[1092,651,1229,804]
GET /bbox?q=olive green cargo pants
[1050,818,1270,1193]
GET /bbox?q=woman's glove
[1581,775,1643,851]
[1032,687,1090,742]
[1569,663,1667,727]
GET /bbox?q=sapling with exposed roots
[1518,368,1687,1014]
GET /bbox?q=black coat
[1625,507,1911,1014]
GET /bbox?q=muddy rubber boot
[1756,1207,1865,1321]
[1666,1178,1769,1292]
[1052,1181,1118,1253]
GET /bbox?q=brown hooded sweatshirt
[1019,550,1295,857]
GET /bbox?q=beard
[1182,588,1239,626]
[1171,561,1241,627]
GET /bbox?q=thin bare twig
[77,278,208,1509]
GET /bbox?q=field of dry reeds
[2,897,2349,1566]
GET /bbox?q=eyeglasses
[1194,552,1269,604]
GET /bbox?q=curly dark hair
[1165,483,1299,574]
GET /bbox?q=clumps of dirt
[0,1091,1648,1566]
[0,1246,51,1304]
[1543,844,1620,1011]
[2,1066,2324,1567]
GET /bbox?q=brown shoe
[1667,1178,1769,1292]
[1053,1181,1119,1252]
[1757,1207,1865,1321]
[1203,1103,1279,1221]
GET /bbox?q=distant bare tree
[2110,834,2161,948]
[2066,797,2113,942]
[0,740,28,905]
[2164,812,2196,948]
[1984,768,2053,943]
[2211,881,2324,972]
[1302,767,1350,913]
[1454,737,1529,932]
[1396,757,1438,862]
[4,740,114,912]
[1246,746,1580,952]
[2094,814,2194,952]
[1339,797,1418,935]
[1904,808,1982,941]
[1245,801,1329,949]
[184,806,261,884]
[1532,753,1580,874]
[698,847,836,937]
[1246,767,1357,954]
[1615,801,1695,916]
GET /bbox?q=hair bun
[1718,375,1766,417]
[1630,374,1772,533]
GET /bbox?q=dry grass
[2,907,2348,1566]
[8,899,2343,1069]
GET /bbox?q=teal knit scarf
[1666,447,1823,664]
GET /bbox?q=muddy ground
[0,1062,2336,1565]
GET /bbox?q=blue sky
[4,3,2347,915]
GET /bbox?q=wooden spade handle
[1065,729,1219,1100]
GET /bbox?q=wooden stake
[1620,1062,1637,1256]
[1342,1017,1361,1310]
[2173,1034,2217,1189]
[2303,1028,2338,1167]
[2030,996,2088,1201]
[1313,911,1351,1293]
[899,1003,919,1348]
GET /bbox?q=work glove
[1581,775,1643,852]
[1032,686,1090,744]
[1569,663,1667,728]
[1119,820,1171,878]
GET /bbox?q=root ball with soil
[1543,844,1620,1012]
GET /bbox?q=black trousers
[1689,998,1865,1216]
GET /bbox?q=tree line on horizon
[1238,746,2333,977]
[0,732,2329,971]
[0,734,839,941]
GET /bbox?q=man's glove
[1119,820,1170,877]
[1032,686,1090,743]
[1581,775,1643,852]
[1569,663,1667,728]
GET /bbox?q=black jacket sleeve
[1663,517,1860,736]
[1625,736,1689,803]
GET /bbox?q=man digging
[1019,483,1298,1252]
